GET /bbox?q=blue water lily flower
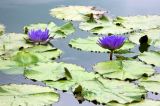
[28,28,49,43]
[98,35,126,60]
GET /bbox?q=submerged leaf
[0,84,59,106]
[50,6,105,21]
[24,22,75,38]
[93,60,154,80]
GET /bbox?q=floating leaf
[23,45,62,62]
[138,51,160,67]
[108,99,160,106]
[79,16,131,35]
[0,59,24,74]
[12,51,39,67]
[44,69,97,91]
[0,33,31,56]
[93,60,154,80]
[0,84,59,106]
[79,77,146,104]
[24,22,75,38]
[69,36,135,53]
[114,15,160,30]
[139,74,160,93]
[129,28,160,48]
[24,62,85,81]
[0,24,5,35]
[50,6,105,21]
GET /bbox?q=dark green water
[0,0,160,105]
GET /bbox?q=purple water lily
[98,35,126,60]
[28,28,49,44]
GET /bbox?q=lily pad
[0,84,59,106]
[0,33,32,56]
[24,62,85,81]
[24,22,75,38]
[129,28,160,48]
[0,59,24,75]
[79,16,131,35]
[139,74,160,93]
[0,24,5,35]
[79,77,146,104]
[0,51,39,75]
[44,69,98,91]
[138,51,160,67]
[114,15,160,30]
[23,45,62,62]
[93,60,154,80]
[50,6,105,21]
[69,36,135,53]
[108,99,160,106]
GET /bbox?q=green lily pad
[12,51,39,67]
[0,84,59,106]
[44,69,98,91]
[139,74,160,93]
[129,28,160,48]
[79,16,131,35]
[93,60,154,80]
[23,45,62,62]
[79,77,146,104]
[0,51,39,75]
[24,62,85,81]
[108,100,160,106]
[0,33,32,56]
[0,59,24,75]
[50,6,105,21]
[138,51,160,67]
[114,15,160,30]
[69,36,135,53]
[24,22,75,38]
[0,24,5,35]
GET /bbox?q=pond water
[0,0,160,106]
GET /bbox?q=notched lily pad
[114,15,160,30]
[24,62,85,81]
[50,6,106,21]
[93,60,155,80]
[129,28,160,48]
[0,84,59,106]
[23,45,62,62]
[108,99,160,106]
[0,24,5,35]
[69,36,135,53]
[0,33,32,56]
[139,74,160,93]
[79,77,146,104]
[0,51,39,75]
[44,69,98,91]
[24,22,75,38]
[79,16,131,35]
[138,51,160,67]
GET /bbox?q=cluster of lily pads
[0,5,160,106]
